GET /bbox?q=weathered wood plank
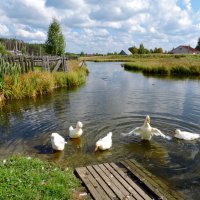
[109,163,152,200]
[87,166,116,199]
[93,165,126,200]
[76,167,106,200]
[52,60,62,72]
[129,159,183,200]
[98,164,135,200]
[104,163,143,200]
[121,160,169,200]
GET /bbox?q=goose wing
[151,128,171,140]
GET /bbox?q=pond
[0,62,200,199]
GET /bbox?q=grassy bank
[0,156,80,199]
[81,54,193,62]
[123,56,200,76]
[1,60,89,100]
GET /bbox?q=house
[171,45,200,54]
[119,50,127,55]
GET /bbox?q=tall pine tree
[45,18,65,56]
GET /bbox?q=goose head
[145,115,151,124]
[94,140,102,152]
[76,121,83,130]
[51,133,58,139]
[174,129,181,136]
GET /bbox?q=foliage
[128,46,138,54]
[138,43,147,54]
[21,46,26,55]
[153,47,163,53]
[195,37,200,51]
[0,156,80,199]
[0,42,8,55]
[45,18,65,56]
[0,38,46,56]
[128,44,165,54]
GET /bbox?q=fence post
[31,56,34,71]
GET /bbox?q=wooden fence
[2,56,68,73]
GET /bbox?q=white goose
[95,132,112,151]
[124,115,171,141]
[51,133,67,151]
[69,121,83,138]
[174,129,200,140]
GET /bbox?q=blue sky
[0,0,200,53]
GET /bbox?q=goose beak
[94,145,99,152]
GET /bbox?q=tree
[0,42,7,55]
[45,18,65,56]
[128,46,138,54]
[195,37,200,51]
[21,46,26,55]
[138,43,146,54]
[153,47,163,53]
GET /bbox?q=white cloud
[0,0,199,53]
[0,24,9,36]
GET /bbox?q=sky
[0,0,200,54]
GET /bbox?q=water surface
[1,62,200,199]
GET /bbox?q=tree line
[128,43,164,54]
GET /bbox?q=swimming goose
[95,132,112,151]
[123,115,171,141]
[51,133,67,151]
[174,129,200,140]
[69,121,83,138]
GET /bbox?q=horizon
[0,0,200,54]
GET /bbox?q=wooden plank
[97,164,135,200]
[76,167,106,200]
[129,159,183,200]
[109,163,152,200]
[87,166,116,199]
[93,165,126,200]
[121,160,168,200]
[104,163,143,200]
[52,59,62,72]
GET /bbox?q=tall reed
[3,66,88,100]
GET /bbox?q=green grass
[0,156,80,199]
[123,56,200,76]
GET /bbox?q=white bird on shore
[122,115,171,141]
[51,133,67,151]
[95,132,112,151]
[69,121,83,138]
[174,129,200,140]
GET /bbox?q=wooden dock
[75,159,183,200]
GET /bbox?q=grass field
[0,156,80,199]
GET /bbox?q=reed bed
[123,57,200,76]
[0,59,88,100]
[3,67,87,100]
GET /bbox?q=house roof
[178,45,199,52]
[119,50,127,55]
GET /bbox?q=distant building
[171,45,200,54]
[119,50,127,55]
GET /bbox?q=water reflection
[125,140,169,165]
